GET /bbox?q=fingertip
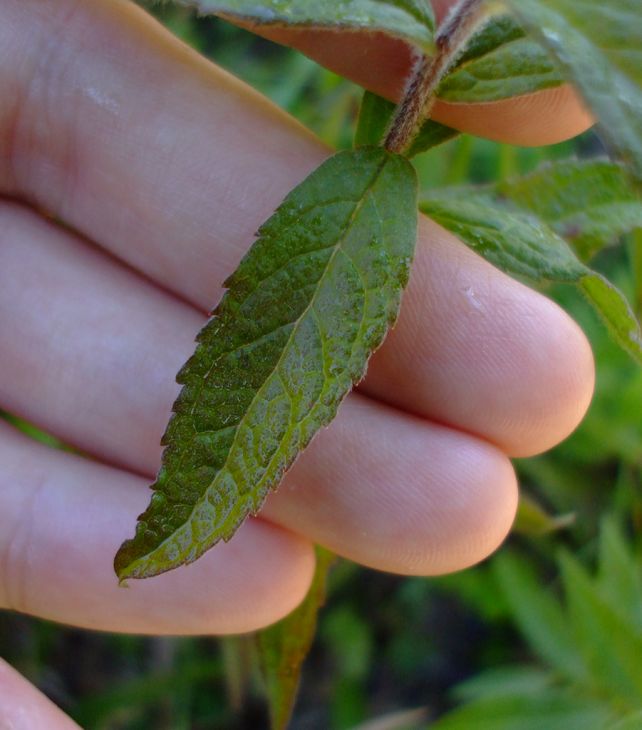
[363,218,595,460]
[449,445,519,572]
[500,296,595,457]
[432,85,595,146]
[263,396,520,578]
[395,438,519,576]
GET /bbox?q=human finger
[0,203,517,575]
[1,101,594,463]
[0,659,79,730]
[262,394,518,575]
[0,0,595,457]
[0,421,314,634]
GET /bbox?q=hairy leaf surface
[438,14,564,103]
[509,0,642,188]
[257,547,335,730]
[115,148,417,580]
[421,188,642,363]
[169,0,434,52]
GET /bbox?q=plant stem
[384,0,491,155]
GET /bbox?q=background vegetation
[1,8,641,729]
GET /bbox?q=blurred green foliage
[1,6,641,729]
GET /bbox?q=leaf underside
[169,0,435,52]
[421,164,642,364]
[509,0,642,189]
[115,148,417,580]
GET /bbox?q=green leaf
[453,666,554,703]
[578,275,642,365]
[355,91,459,155]
[257,547,335,730]
[429,690,613,730]
[509,0,642,188]
[492,552,587,682]
[438,14,564,103]
[597,518,642,630]
[407,120,460,158]
[495,160,642,261]
[560,549,642,707]
[355,92,396,148]
[168,0,435,52]
[421,187,642,363]
[115,148,418,580]
[513,492,574,536]
[421,190,586,281]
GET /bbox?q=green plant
[430,519,642,729]
[114,1,642,726]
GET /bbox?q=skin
[0,0,595,721]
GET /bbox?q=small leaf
[355,92,396,148]
[509,0,642,188]
[355,91,459,155]
[495,160,642,261]
[168,0,435,52]
[492,552,587,683]
[406,119,460,157]
[257,547,335,730]
[560,549,642,706]
[453,665,554,703]
[438,14,564,103]
[514,492,575,536]
[428,690,613,730]
[115,148,418,579]
[578,274,642,365]
[597,518,642,629]
[421,186,642,363]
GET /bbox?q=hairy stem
[384,0,492,154]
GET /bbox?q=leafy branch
[120,0,642,726]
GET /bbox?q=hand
[0,0,594,722]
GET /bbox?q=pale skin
[0,0,595,724]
